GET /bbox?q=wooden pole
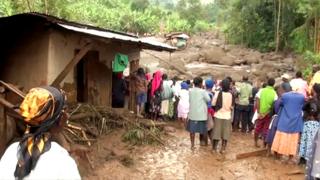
[314,14,318,53]
[0,93,6,156]
[275,0,281,52]
[51,43,92,87]
[0,81,25,99]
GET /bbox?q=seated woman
[0,86,81,179]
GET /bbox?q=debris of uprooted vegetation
[64,104,166,147]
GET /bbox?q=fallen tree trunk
[236,149,267,160]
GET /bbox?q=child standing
[187,77,211,149]
[177,82,189,127]
[299,99,320,163]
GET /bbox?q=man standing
[234,76,253,132]
[290,71,308,99]
[254,78,277,147]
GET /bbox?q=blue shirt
[277,92,305,133]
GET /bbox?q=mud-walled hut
[0,13,175,154]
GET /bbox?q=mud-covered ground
[82,122,304,180]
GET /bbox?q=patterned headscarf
[15,86,66,179]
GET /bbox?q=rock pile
[140,33,297,82]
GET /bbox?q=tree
[275,0,281,52]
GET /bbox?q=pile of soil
[140,32,297,82]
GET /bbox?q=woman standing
[0,86,80,179]
[112,72,127,108]
[271,83,305,163]
[187,77,211,149]
[212,79,234,153]
[306,83,320,179]
[149,71,163,121]
[177,82,189,127]
[265,83,291,151]
[299,98,320,163]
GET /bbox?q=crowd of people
[2,65,320,179]
[130,66,320,179]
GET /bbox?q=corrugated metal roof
[0,13,176,52]
[58,23,175,51]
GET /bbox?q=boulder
[199,46,226,64]
[234,59,247,65]
[244,53,261,64]
[185,53,200,64]
[219,54,236,66]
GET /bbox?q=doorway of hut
[75,50,110,107]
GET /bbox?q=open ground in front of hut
[81,121,304,180]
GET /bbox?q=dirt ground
[82,122,304,180]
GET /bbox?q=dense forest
[214,0,320,75]
[0,0,320,75]
[0,0,215,34]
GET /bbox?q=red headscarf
[151,71,162,96]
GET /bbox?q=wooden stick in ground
[85,153,95,169]
[81,130,91,146]
[65,127,80,138]
[0,81,25,99]
[236,149,267,160]
[63,132,74,144]
[67,123,83,131]
[286,170,304,176]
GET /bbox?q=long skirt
[168,99,175,118]
[265,115,279,145]
[271,131,300,156]
[186,120,207,134]
[299,121,320,159]
[213,117,231,140]
[254,114,271,140]
[161,100,170,115]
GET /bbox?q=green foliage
[165,13,191,33]
[193,20,212,32]
[290,25,313,53]
[122,126,161,145]
[0,0,13,16]
[0,0,214,34]
[302,51,320,77]
[218,0,319,53]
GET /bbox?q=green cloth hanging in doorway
[113,53,129,72]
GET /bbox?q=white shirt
[178,89,189,106]
[0,142,81,180]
